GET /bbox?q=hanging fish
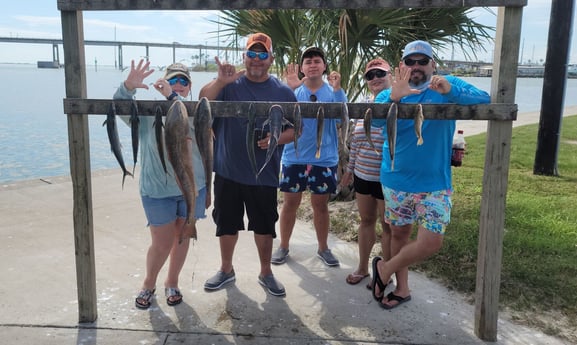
[415,103,424,146]
[292,103,302,157]
[153,105,168,178]
[194,97,214,199]
[257,104,284,177]
[129,100,140,175]
[103,102,133,188]
[364,108,379,155]
[387,102,398,171]
[315,106,325,159]
[245,103,258,178]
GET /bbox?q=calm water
[1,63,576,184]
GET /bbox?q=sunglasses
[246,50,269,60]
[403,57,430,66]
[365,69,388,81]
[309,94,317,102]
[167,76,190,87]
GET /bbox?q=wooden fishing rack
[59,0,527,341]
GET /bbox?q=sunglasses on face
[365,69,388,81]
[167,76,190,86]
[246,50,269,60]
[309,94,317,102]
[403,57,430,66]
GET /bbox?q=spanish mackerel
[387,102,398,171]
[103,101,133,188]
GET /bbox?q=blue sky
[0,1,575,66]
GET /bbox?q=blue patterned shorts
[383,187,452,234]
[279,164,338,194]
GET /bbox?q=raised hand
[327,71,341,91]
[429,75,452,94]
[124,59,155,91]
[283,63,303,90]
[215,56,244,84]
[390,65,421,101]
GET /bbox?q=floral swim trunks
[382,187,452,234]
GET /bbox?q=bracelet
[167,91,178,100]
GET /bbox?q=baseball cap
[402,40,433,59]
[164,62,191,82]
[246,32,273,53]
[300,46,326,65]
[364,58,391,74]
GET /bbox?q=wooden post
[474,6,523,341]
[60,10,97,323]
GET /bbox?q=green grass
[414,115,577,331]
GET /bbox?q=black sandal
[135,288,156,309]
[165,287,183,306]
[371,257,388,302]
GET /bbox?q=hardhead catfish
[164,100,197,242]
[129,100,140,175]
[363,108,379,155]
[292,103,302,157]
[387,102,398,171]
[315,106,325,159]
[193,97,213,200]
[257,104,285,177]
[103,101,133,188]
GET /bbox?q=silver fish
[103,102,133,188]
[315,106,325,159]
[164,100,197,242]
[129,100,139,175]
[387,102,398,171]
[257,104,284,177]
[364,108,379,155]
[292,103,302,158]
[415,103,424,145]
[194,97,213,202]
[153,105,168,178]
[246,103,258,178]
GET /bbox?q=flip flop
[367,278,394,290]
[379,292,412,310]
[370,257,387,301]
[346,272,370,285]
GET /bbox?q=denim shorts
[141,188,207,227]
[383,187,452,234]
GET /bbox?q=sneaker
[204,269,236,290]
[271,247,289,265]
[258,274,286,296]
[317,249,340,267]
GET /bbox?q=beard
[408,70,430,87]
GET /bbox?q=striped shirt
[347,119,385,182]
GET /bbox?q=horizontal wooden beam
[58,0,527,11]
[63,98,517,121]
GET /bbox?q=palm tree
[215,8,494,101]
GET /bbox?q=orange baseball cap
[246,33,273,53]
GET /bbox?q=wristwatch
[167,91,178,100]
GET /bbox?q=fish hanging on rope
[257,104,285,177]
[153,105,168,178]
[194,97,213,200]
[164,100,197,242]
[414,103,424,146]
[387,102,398,171]
[245,103,259,178]
[103,101,133,188]
[315,106,325,159]
[339,102,350,156]
[363,108,379,155]
[129,100,140,175]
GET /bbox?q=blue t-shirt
[282,82,347,167]
[213,75,297,187]
[375,75,490,193]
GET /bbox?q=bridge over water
[0,36,241,69]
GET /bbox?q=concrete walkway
[1,108,575,345]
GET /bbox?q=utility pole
[534,0,575,176]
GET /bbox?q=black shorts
[353,174,384,200]
[212,174,278,237]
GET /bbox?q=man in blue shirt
[371,40,490,309]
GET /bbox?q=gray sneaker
[317,249,340,267]
[204,269,236,290]
[258,274,286,296]
[271,247,289,265]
